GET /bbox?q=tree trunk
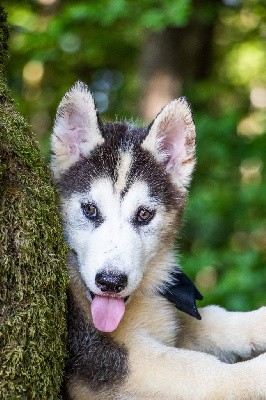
[140,1,218,121]
[0,5,68,399]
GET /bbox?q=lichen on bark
[0,4,68,399]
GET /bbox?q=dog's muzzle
[95,271,128,294]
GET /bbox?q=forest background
[5,0,266,311]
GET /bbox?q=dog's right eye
[135,207,155,225]
[82,203,98,220]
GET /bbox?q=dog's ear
[51,81,104,180]
[142,98,196,188]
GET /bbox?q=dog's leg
[120,331,266,400]
[65,331,266,400]
[177,305,266,362]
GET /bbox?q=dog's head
[51,81,196,332]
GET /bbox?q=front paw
[247,352,266,394]
[248,307,266,355]
[230,352,266,398]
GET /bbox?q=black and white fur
[52,82,266,399]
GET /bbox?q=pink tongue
[91,295,125,332]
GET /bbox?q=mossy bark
[0,5,68,399]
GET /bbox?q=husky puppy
[51,82,266,400]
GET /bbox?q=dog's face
[51,82,195,332]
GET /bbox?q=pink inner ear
[142,98,195,187]
[52,81,104,178]
[63,111,88,156]
[57,107,94,161]
[65,128,87,158]
[160,117,188,172]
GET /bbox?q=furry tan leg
[67,335,266,400]
[177,306,266,363]
[120,332,266,400]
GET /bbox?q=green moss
[0,4,68,398]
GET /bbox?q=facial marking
[61,177,167,296]
[114,151,132,195]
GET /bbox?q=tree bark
[0,5,68,399]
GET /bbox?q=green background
[5,0,266,311]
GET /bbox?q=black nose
[95,271,128,294]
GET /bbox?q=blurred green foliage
[5,0,266,311]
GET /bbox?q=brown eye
[136,207,155,224]
[82,203,98,219]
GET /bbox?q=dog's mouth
[89,291,129,333]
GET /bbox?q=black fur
[160,268,203,320]
[57,122,185,213]
[62,289,129,396]
[125,147,183,210]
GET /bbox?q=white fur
[61,177,170,298]
[114,151,133,194]
[142,98,196,188]
[51,81,104,180]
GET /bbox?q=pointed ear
[51,81,104,180]
[142,98,196,188]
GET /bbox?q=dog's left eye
[82,203,98,219]
[136,207,155,225]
